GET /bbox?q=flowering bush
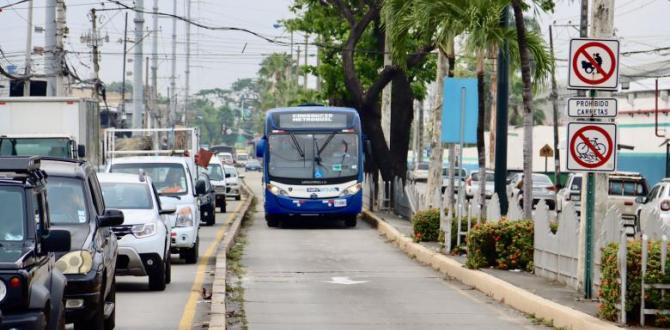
[465,220,534,271]
[599,240,670,326]
[412,209,440,242]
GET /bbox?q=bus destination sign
[277,112,349,129]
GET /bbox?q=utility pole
[145,56,150,128]
[184,0,192,125]
[23,0,33,96]
[494,6,510,214]
[151,0,159,126]
[315,40,321,91]
[90,9,101,101]
[303,35,308,90]
[45,0,66,96]
[170,0,177,128]
[133,0,145,129]
[295,46,301,87]
[549,25,561,191]
[120,13,129,123]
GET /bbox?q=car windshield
[532,174,553,185]
[609,179,647,196]
[268,133,359,179]
[471,172,494,182]
[101,182,153,209]
[111,163,189,195]
[46,177,89,224]
[207,163,225,181]
[0,186,26,241]
[224,166,237,176]
[238,154,249,161]
[0,137,71,157]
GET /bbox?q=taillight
[547,186,556,192]
[624,200,634,206]
[8,276,21,288]
[661,200,670,211]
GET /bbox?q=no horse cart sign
[568,38,620,90]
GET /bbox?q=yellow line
[178,200,246,330]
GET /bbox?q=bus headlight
[56,251,93,275]
[175,207,194,227]
[267,184,288,196]
[132,223,157,238]
[340,183,361,197]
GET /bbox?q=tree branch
[327,0,355,26]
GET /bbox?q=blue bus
[256,106,364,227]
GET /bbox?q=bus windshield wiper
[288,132,305,159]
[315,131,337,158]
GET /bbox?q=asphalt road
[113,195,244,330]
[241,172,543,330]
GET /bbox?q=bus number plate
[334,199,347,207]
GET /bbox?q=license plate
[334,199,347,207]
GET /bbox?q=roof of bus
[265,106,358,115]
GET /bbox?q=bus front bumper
[264,191,362,217]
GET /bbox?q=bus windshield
[268,133,359,180]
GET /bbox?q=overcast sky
[0,0,668,95]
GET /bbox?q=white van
[107,156,205,264]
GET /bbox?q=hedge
[599,240,670,326]
[465,220,534,271]
[412,209,441,242]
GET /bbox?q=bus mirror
[256,138,266,158]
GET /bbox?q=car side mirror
[159,206,176,215]
[636,196,647,204]
[195,179,207,195]
[225,173,232,178]
[256,138,266,158]
[42,229,71,253]
[77,144,86,158]
[98,209,124,227]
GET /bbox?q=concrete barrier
[362,210,620,330]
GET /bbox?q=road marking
[326,276,368,285]
[178,200,245,330]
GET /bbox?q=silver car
[510,173,557,210]
[465,170,495,199]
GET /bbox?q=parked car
[636,178,670,227]
[43,158,124,329]
[205,156,227,213]
[244,159,262,172]
[441,167,467,194]
[217,152,234,166]
[107,156,205,264]
[98,172,175,291]
[223,164,242,200]
[465,170,495,199]
[509,173,556,210]
[410,162,429,181]
[0,157,71,330]
[197,172,217,226]
[556,173,583,214]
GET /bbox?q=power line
[0,0,29,10]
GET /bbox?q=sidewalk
[368,209,610,327]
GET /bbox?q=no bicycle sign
[568,38,620,90]
[567,122,617,172]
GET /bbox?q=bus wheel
[344,216,357,228]
[266,215,279,227]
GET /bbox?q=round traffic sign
[569,125,614,169]
[572,41,617,86]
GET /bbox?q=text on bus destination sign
[276,112,349,129]
[567,97,617,118]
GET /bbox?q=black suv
[0,157,72,330]
[42,158,124,329]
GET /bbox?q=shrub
[412,209,440,242]
[599,240,670,326]
[465,220,534,271]
[449,216,478,253]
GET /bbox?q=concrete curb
[209,181,254,330]
[361,210,620,330]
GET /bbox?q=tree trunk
[390,72,413,181]
[488,56,497,168]
[446,44,457,213]
[426,49,449,209]
[512,0,534,220]
[476,55,487,221]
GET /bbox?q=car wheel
[184,236,199,264]
[149,256,167,291]
[206,206,216,226]
[344,216,357,228]
[165,251,172,284]
[266,214,279,227]
[235,195,241,201]
[104,279,116,330]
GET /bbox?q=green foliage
[465,220,534,271]
[599,241,670,326]
[412,209,441,242]
[449,216,478,253]
[105,80,132,94]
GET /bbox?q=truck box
[0,97,101,166]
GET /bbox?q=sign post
[567,36,620,299]
[539,144,553,173]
